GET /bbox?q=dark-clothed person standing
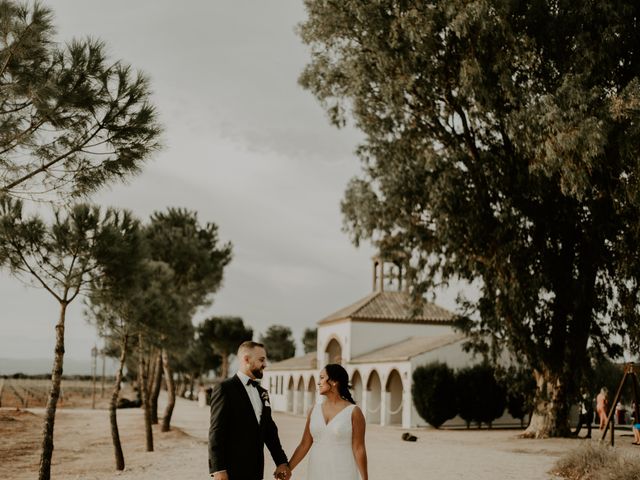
[208,341,291,480]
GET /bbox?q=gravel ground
[1,395,633,480]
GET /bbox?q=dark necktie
[247,379,260,388]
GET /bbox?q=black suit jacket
[208,375,288,479]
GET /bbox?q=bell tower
[371,254,407,292]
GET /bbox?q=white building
[263,258,478,428]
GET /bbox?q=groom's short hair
[237,341,264,356]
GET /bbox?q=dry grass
[552,442,640,480]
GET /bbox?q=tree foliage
[411,362,457,428]
[302,327,317,354]
[260,325,296,362]
[0,1,161,199]
[300,0,640,437]
[177,329,222,380]
[200,316,253,379]
[145,208,232,313]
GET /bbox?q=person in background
[574,388,593,439]
[596,387,610,430]
[633,422,640,445]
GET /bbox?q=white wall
[409,339,476,371]
[263,369,319,413]
[317,321,352,364]
[350,321,455,358]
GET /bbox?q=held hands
[273,463,291,480]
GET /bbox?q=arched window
[324,337,342,364]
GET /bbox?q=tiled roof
[267,352,317,371]
[350,333,466,364]
[318,291,455,325]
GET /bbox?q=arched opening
[325,337,342,365]
[307,376,316,406]
[351,370,363,405]
[385,369,404,425]
[366,370,382,424]
[295,376,305,415]
[286,377,294,413]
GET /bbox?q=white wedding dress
[306,398,360,480]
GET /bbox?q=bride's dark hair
[324,363,355,404]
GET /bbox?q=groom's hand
[211,471,228,480]
[274,463,291,480]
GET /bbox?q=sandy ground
[1,395,636,480]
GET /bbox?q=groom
[208,341,291,480]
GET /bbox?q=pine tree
[0,1,161,200]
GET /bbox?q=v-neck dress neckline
[307,401,359,479]
[322,403,353,427]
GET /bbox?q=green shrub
[499,367,536,427]
[455,367,476,428]
[455,364,506,428]
[412,362,457,428]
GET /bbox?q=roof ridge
[351,289,383,315]
[317,290,382,323]
[318,290,455,325]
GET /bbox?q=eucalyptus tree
[199,316,253,379]
[0,1,161,200]
[260,325,296,362]
[300,0,640,437]
[0,197,140,480]
[144,208,232,430]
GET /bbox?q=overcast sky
[0,0,460,368]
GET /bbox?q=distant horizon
[0,357,119,377]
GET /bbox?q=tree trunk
[150,351,163,424]
[188,373,196,401]
[161,348,175,432]
[110,333,128,471]
[38,301,67,480]
[147,349,156,394]
[138,334,153,451]
[220,352,229,380]
[522,369,571,438]
[177,373,187,398]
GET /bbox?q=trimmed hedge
[413,362,510,428]
[412,362,457,428]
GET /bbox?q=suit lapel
[232,375,259,427]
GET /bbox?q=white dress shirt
[236,371,263,423]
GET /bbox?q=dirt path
[1,396,634,479]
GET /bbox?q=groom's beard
[251,367,264,379]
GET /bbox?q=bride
[287,364,368,480]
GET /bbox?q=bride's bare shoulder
[351,404,364,419]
